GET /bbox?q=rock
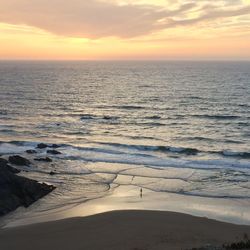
[5,165,21,174]
[182,148,199,155]
[49,144,60,148]
[103,116,118,120]
[36,143,48,149]
[0,158,8,167]
[26,149,37,154]
[47,150,61,155]
[103,115,112,120]
[0,165,55,216]
[36,143,60,149]
[8,155,31,166]
[0,158,20,173]
[34,157,52,162]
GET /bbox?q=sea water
[0,61,249,225]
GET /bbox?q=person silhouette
[140,188,143,198]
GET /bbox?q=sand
[0,210,250,250]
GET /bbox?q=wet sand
[1,210,250,250]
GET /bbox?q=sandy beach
[1,210,250,250]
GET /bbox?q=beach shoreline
[1,183,250,229]
[1,210,250,250]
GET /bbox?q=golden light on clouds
[0,0,249,60]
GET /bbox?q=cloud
[0,0,249,39]
[163,5,250,28]
[0,0,188,38]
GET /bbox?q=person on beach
[140,188,143,198]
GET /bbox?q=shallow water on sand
[0,61,249,226]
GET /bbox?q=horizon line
[0,58,250,62]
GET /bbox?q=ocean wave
[186,96,204,100]
[238,103,250,108]
[144,115,161,120]
[1,140,249,171]
[221,150,250,159]
[224,139,243,144]
[0,110,8,115]
[1,140,250,161]
[0,141,37,146]
[0,129,16,133]
[80,114,119,121]
[97,142,200,155]
[97,142,250,160]
[115,105,144,110]
[80,114,97,120]
[184,136,243,144]
[192,114,240,120]
[62,152,250,171]
[183,136,216,142]
[237,122,250,127]
[93,105,145,110]
[130,122,166,127]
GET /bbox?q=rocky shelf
[0,157,55,216]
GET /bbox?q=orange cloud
[0,0,249,39]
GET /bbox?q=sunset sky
[0,0,250,60]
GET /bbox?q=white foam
[61,145,250,171]
[0,143,31,155]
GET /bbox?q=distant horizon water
[1,59,250,62]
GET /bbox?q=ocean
[0,61,249,225]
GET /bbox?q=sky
[0,0,250,60]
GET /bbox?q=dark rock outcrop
[47,150,61,155]
[8,155,31,166]
[34,157,52,162]
[0,159,55,216]
[0,158,8,166]
[181,148,199,155]
[26,149,37,154]
[50,144,60,148]
[0,158,20,173]
[103,115,113,120]
[36,143,48,149]
[5,164,21,174]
